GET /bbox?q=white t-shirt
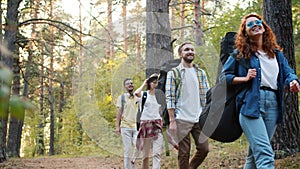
[257,50,279,90]
[176,67,202,123]
[140,91,162,121]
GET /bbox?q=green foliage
[97,94,117,127]
[54,100,107,156]
[205,1,262,54]
[0,66,12,119]
[9,96,35,120]
[0,66,35,120]
[0,66,13,85]
[0,86,10,119]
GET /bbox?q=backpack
[121,94,125,113]
[198,32,251,142]
[136,91,147,130]
[156,59,181,127]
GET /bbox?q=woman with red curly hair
[222,13,300,168]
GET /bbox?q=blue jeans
[240,89,278,169]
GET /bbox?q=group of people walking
[115,13,300,169]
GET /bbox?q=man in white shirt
[165,42,210,169]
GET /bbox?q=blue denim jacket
[222,50,299,123]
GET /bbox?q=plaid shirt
[136,119,162,151]
[165,63,210,109]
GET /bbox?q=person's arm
[134,79,147,98]
[165,70,177,133]
[232,68,257,84]
[115,107,122,134]
[222,56,256,85]
[168,108,177,133]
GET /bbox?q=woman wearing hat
[134,73,164,169]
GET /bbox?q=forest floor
[1,140,300,169]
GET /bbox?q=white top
[140,91,162,121]
[176,67,202,123]
[257,50,279,90]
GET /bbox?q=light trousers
[121,128,138,169]
[142,132,164,169]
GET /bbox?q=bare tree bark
[106,0,112,60]
[146,0,173,77]
[170,1,175,38]
[48,0,55,156]
[31,0,45,156]
[36,41,45,156]
[193,0,203,46]
[122,0,128,53]
[263,0,300,158]
[0,0,22,162]
[180,0,185,39]
[6,56,21,157]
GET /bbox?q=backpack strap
[141,91,147,113]
[171,67,182,99]
[121,94,125,114]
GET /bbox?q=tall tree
[106,0,113,60]
[122,0,128,53]
[35,0,46,156]
[180,0,185,39]
[146,0,173,76]
[48,0,55,156]
[6,39,21,157]
[0,0,22,162]
[263,0,300,158]
[193,0,203,45]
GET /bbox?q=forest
[0,0,300,168]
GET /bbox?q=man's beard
[183,56,193,63]
[128,89,133,93]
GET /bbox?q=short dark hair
[178,42,193,56]
[123,78,132,86]
[146,74,158,90]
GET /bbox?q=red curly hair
[235,13,282,59]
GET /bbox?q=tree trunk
[48,0,55,156]
[146,0,173,77]
[180,0,185,39]
[263,0,300,158]
[0,0,22,163]
[57,82,64,147]
[106,0,112,60]
[7,56,21,158]
[193,0,203,46]
[122,0,127,53]
[170,2,175,38]
[36,42,45,156]
[0,0,6,163]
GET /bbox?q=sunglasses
[125,82,133,85]
[246,20,262,29]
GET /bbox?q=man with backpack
[165,42,210,169]
[115,78,138,169]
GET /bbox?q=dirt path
[1,156,124,169]
[1,147,299,169]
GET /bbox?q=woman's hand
[290,80,300,92]
[246,68,257,81]
[142,79,148,87]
